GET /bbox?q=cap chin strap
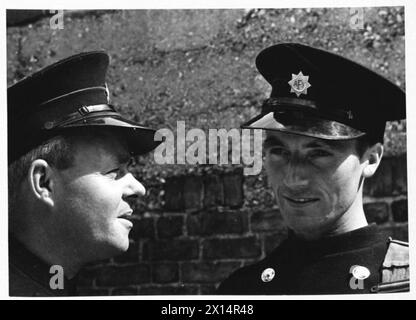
[43,104,119,130]
[38,86,108,107]
[262,97,355,123]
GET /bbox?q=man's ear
[27,159,55,208]
[362,143,384,178]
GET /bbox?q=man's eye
[105,168,122,179]
[127,158,136,171]
[268,147,289,157]
[309,149,332,158]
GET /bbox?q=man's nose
[122,173,146,199]
[282,157,309,188]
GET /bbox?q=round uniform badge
[261,268,276,282]
[351,265,371,280]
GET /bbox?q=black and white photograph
[4,2,412,301]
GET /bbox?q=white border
[1,0,415,301]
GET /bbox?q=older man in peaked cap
[8,52,160,296]
[218,43,409,295]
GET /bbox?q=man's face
[52,134,145,262]
[264,131,366,239]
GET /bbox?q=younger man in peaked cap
[8,52,160,296]
[218,43,409,295]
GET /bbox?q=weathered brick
[95,264,151,286]
[391,199,408,222]
[202,237,261,259]
[223,170,244,208]
[111,287,139,296]
[83,258,112,269]
[76,268,98,287]
[381,224,409,242]
[143,239,199,261]
[113,241,140,264]
[244,174,276,208]
[157,215,184,238]
[183,175,204,210]
[76,288,110,296]
[181,262,241,283]
[200,284,218,295]
[364,158,393,196]
[139,184,164,212]
[264,230,289,255]
[129,217,155,240]
[364,202,389,224]
[392,155,407,195]
[164,176,184,211]
[187,210,248,236]
[152,263,179,283]
[139,285,199,295]
[203,174,224,207]
[251,209,284,232]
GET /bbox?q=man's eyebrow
[115,152,132,165]
[304,141,329,148]
[263,136,347,150]
[304,140,346,150]
[264,136,285,147]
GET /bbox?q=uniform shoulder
[382,238,408,268]
[372,238,409,293]
[217,262,263,295]
[217,242,288,295]
[9,263,55,297]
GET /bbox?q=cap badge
[288,71,311,97]
[261,267,276,283]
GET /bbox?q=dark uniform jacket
[218,224,409,295]
[9,237,77,297]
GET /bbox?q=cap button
[261,267,276,283]
[351,265,371,280]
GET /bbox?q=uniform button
[44,121,54,130]
[261,268,276,282]
[351,265,371,280]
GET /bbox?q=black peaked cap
[8,51,161,163]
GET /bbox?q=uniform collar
[287,224,389,256]
[9,236,77,296]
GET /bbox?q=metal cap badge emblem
[261,268,276,283]
[288,71,311,97]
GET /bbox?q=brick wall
[75,155,408,296]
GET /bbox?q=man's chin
[113,237,131,254]
[286,219,329,240]
[92,237,131,261]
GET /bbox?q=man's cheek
[271,179,282,200]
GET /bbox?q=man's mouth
[118,211,134,228]
[283,196,319,206]
[118,211,133,220]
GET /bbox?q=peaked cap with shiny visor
[241,43,406,141]
[8,51,161,164]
